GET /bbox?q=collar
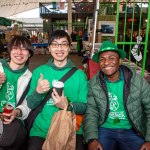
[104,68,124,83]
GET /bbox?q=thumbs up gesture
[0,72,6,85]
[36,74,50,94]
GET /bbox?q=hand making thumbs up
[36,74,50,94]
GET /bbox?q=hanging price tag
[131,36,142,62]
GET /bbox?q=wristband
[16,108,22,118]
[67,102,73,111]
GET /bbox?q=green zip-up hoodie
[27,58,88,138]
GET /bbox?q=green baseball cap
[92,40,126,63]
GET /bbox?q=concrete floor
[29,53,83,72]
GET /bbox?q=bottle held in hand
[3,103,14,114]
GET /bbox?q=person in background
[0,35,33,150]
[26,30,88,150]
[31,35,38,43]
[71,30,77,42]
[76,31,83,56]
[37,32,43,44]
[0,38,7,58]
[84,40,150,150]
[0,38,5,52]
[83,29,88,41]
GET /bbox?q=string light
[0,1,72,8]
[0,1,39,7]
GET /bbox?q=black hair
[7,35,34,65]
[48,30,71,46]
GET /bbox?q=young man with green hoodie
[26,30,88,150]
[0,35,33,150]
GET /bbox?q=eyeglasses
[50,43,69,49]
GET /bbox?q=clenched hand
[52,88,68,110]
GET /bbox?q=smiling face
[49,37,70,67]
[9,46,30,70]
[99,51,122,82]
[8,35,33,70]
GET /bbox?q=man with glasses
[26,30,88,150]
[84,40,150,150]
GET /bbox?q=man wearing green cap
[84,40,150,150]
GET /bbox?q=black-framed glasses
[51,43,69,49]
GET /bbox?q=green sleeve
[26,67,45,109]
[27,90,43,109]
[68,102,87,115]
[84,81,100,142]
[68,70,88,115]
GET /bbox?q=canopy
[0,17,12,26]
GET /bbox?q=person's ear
[48,46,51,53]
[119,59,122,65]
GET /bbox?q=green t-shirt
[102,71,131,129]
[27,61,88,138]
[0,61,27,112]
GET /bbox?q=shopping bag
[42,109,76,150]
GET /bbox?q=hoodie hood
[46,58,76,71]
[0,59,28,73]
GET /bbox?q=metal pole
[90,0,99,58]
[68,0,72,35]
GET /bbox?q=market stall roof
[0,17,23,27]
[0,17,12,26]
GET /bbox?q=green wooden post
[142,0,150,77]
[114,0,119,44]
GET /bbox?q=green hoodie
[0,59,27,111]
[27,58,88,138]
